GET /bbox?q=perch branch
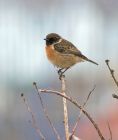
[21,93,45,140]
[60,75,69,140]
[33,82,61,140]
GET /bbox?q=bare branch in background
[105,60,118,98]
[83,85,96,107]
[107,121,112,140]
[20,93,45,140]
[105,60,118,87]
[70,85,96,139]
[39,88,105,140]
[33,82,61,140]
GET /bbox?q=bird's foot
[58,69,62,75]
[58,69,65,80]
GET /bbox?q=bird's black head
[44,33,61,45]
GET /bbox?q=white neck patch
[53,38,62,45]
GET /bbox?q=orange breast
[45,45,82,68]
[45,45,56,61]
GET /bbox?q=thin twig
[39,89,105,140]
[33,82,61,140]
[107,121,112,140]
[105,60,118,98]
[105,60,118,88]
[70,85,96,139]
[60,75,69,140]
[69,133,81,140]
[83,85,96,107]
[20,93,45,140]
[112,94,118,99]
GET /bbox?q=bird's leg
[58,67,70,80]
[58,68,65,80]
[61,67,70,74]
[58,68,64,75]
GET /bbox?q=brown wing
[54,39,82,55]
[54,39,98,65]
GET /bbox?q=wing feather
[54,39,82,55]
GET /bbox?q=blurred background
[0,0,118,139]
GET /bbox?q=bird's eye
[49,38,55,42]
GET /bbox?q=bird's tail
[80,54,98,65]
[86,58,98,65]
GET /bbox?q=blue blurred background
[0,0,118,139]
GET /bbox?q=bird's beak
[44,38,47,41]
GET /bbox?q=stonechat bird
[44,33,98,76]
